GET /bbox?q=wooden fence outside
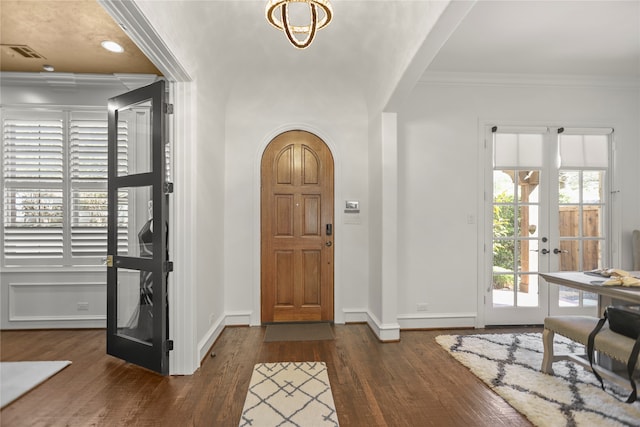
[558,205,601,271]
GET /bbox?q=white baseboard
[224,311,252,326]
[343,308,400,341]
[342,308,368,323]
[197,311,252,362]
[198,315,226,362]
[366,311,401,341]
[396,312,477,329]
[196,309,476,362]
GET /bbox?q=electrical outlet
[416,303,428,312]
[77,302,89,311]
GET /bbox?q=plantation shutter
[2,118,65,260]
[2,109,129,266]
[70,116,128,258]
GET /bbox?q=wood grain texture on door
[261,131,334,323]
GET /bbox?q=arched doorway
[260,130,335,323]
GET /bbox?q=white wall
[131,1,228,360]
[396,75,640,328]
[223,84,371,326]
[368,114,383,323]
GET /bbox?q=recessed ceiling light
[101,40,124,53]
[42,64,55,72]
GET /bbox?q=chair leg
[541,328,555,374]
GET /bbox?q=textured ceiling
[0,0,161,75]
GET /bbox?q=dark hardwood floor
[1,324,536,426]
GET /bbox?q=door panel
[550,163,608,311]
[489,132,548,324]
[275,196,294,235]
[303,196,320,235]
[107,80,171,375]
[303,250,321,304]
[302,146,319,183]
[261,131,334,323]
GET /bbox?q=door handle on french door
[533,248,550,254]
[553,248,568,254]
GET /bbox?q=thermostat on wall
[345,200,359,213]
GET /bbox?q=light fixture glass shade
[266,0,333,49]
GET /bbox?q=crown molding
[0,71,158,90]
[419,71,640,89]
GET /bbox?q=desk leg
[598,295,612,317]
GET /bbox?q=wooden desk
[541,271,640,383]
[540,271,640,313]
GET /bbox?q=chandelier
[265,0,333,49]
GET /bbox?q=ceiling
[0,0,160,75]
[427,0,640,78]
[0,0,638,105]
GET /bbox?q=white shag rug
[436,333,640,427]
[239,361,339,427]
[1,361,72,408]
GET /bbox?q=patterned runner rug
[239,362,339,426]
[436,333,640,427]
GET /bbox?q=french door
[484,126,612,325]
[106,80,172,374]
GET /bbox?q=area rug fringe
[239,361,339,426]
[436,333,640,427]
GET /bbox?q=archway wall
[224,85,371,326]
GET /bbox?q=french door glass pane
[117,267,153,344]
[559,288,598,308]
[559,287,580,307]
[492,169,541,308]
[517,273,538,307]
[583,171,604,203]
[117,100,152,177]
[117,185,152,257]
[492,273,514,307]
[557,164,606,308]
[558,240,577,271]
[558,169,605,271]
[583,240,602,270]
[559,171,580,204]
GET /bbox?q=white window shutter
[2,119,64,260]
[69,119,128,258]
[3,110,130,265]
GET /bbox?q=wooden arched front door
[261,130,334,323]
